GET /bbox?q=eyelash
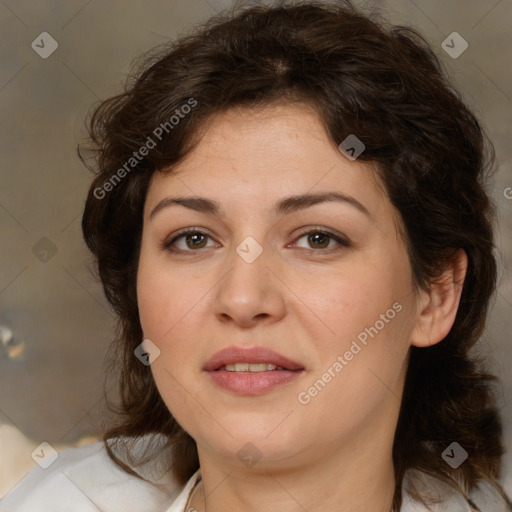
[162,226,350,255]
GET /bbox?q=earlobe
[410,249,468,348]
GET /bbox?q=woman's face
[137,103,420,470]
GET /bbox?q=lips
[203,346,304,372]
[204,346,304,395]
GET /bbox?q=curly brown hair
[80,1,511,509]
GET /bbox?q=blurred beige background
[1,0,511,498]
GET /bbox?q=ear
[410,249,468,348]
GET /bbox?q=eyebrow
[149,191,371,220]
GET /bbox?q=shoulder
[0,434,184,512]
[400,468,512,512]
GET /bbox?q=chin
[197,422,305,461]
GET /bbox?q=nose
[212,241,286,329]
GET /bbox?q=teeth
[223,363,280,372]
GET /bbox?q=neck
[189,424,397,512]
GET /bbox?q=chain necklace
[184,476,201,511]
[183,478,396,512]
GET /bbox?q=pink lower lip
[207,369,303,395]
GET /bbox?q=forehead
[146,102,395,224]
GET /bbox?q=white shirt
[0,436,509,512]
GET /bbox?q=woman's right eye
[164,229,217,253]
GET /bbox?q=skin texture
[137,103,467,512]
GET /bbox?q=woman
[2,1,510,511]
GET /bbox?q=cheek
[302,259,404,343]
[136,253,216,397]
[137,250,205,340]
[297,309,412,440]
[302,253,413,394]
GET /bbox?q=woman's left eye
[163,228,350,254]
[290,229,350,252]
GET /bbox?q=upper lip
[203,346,304,371]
